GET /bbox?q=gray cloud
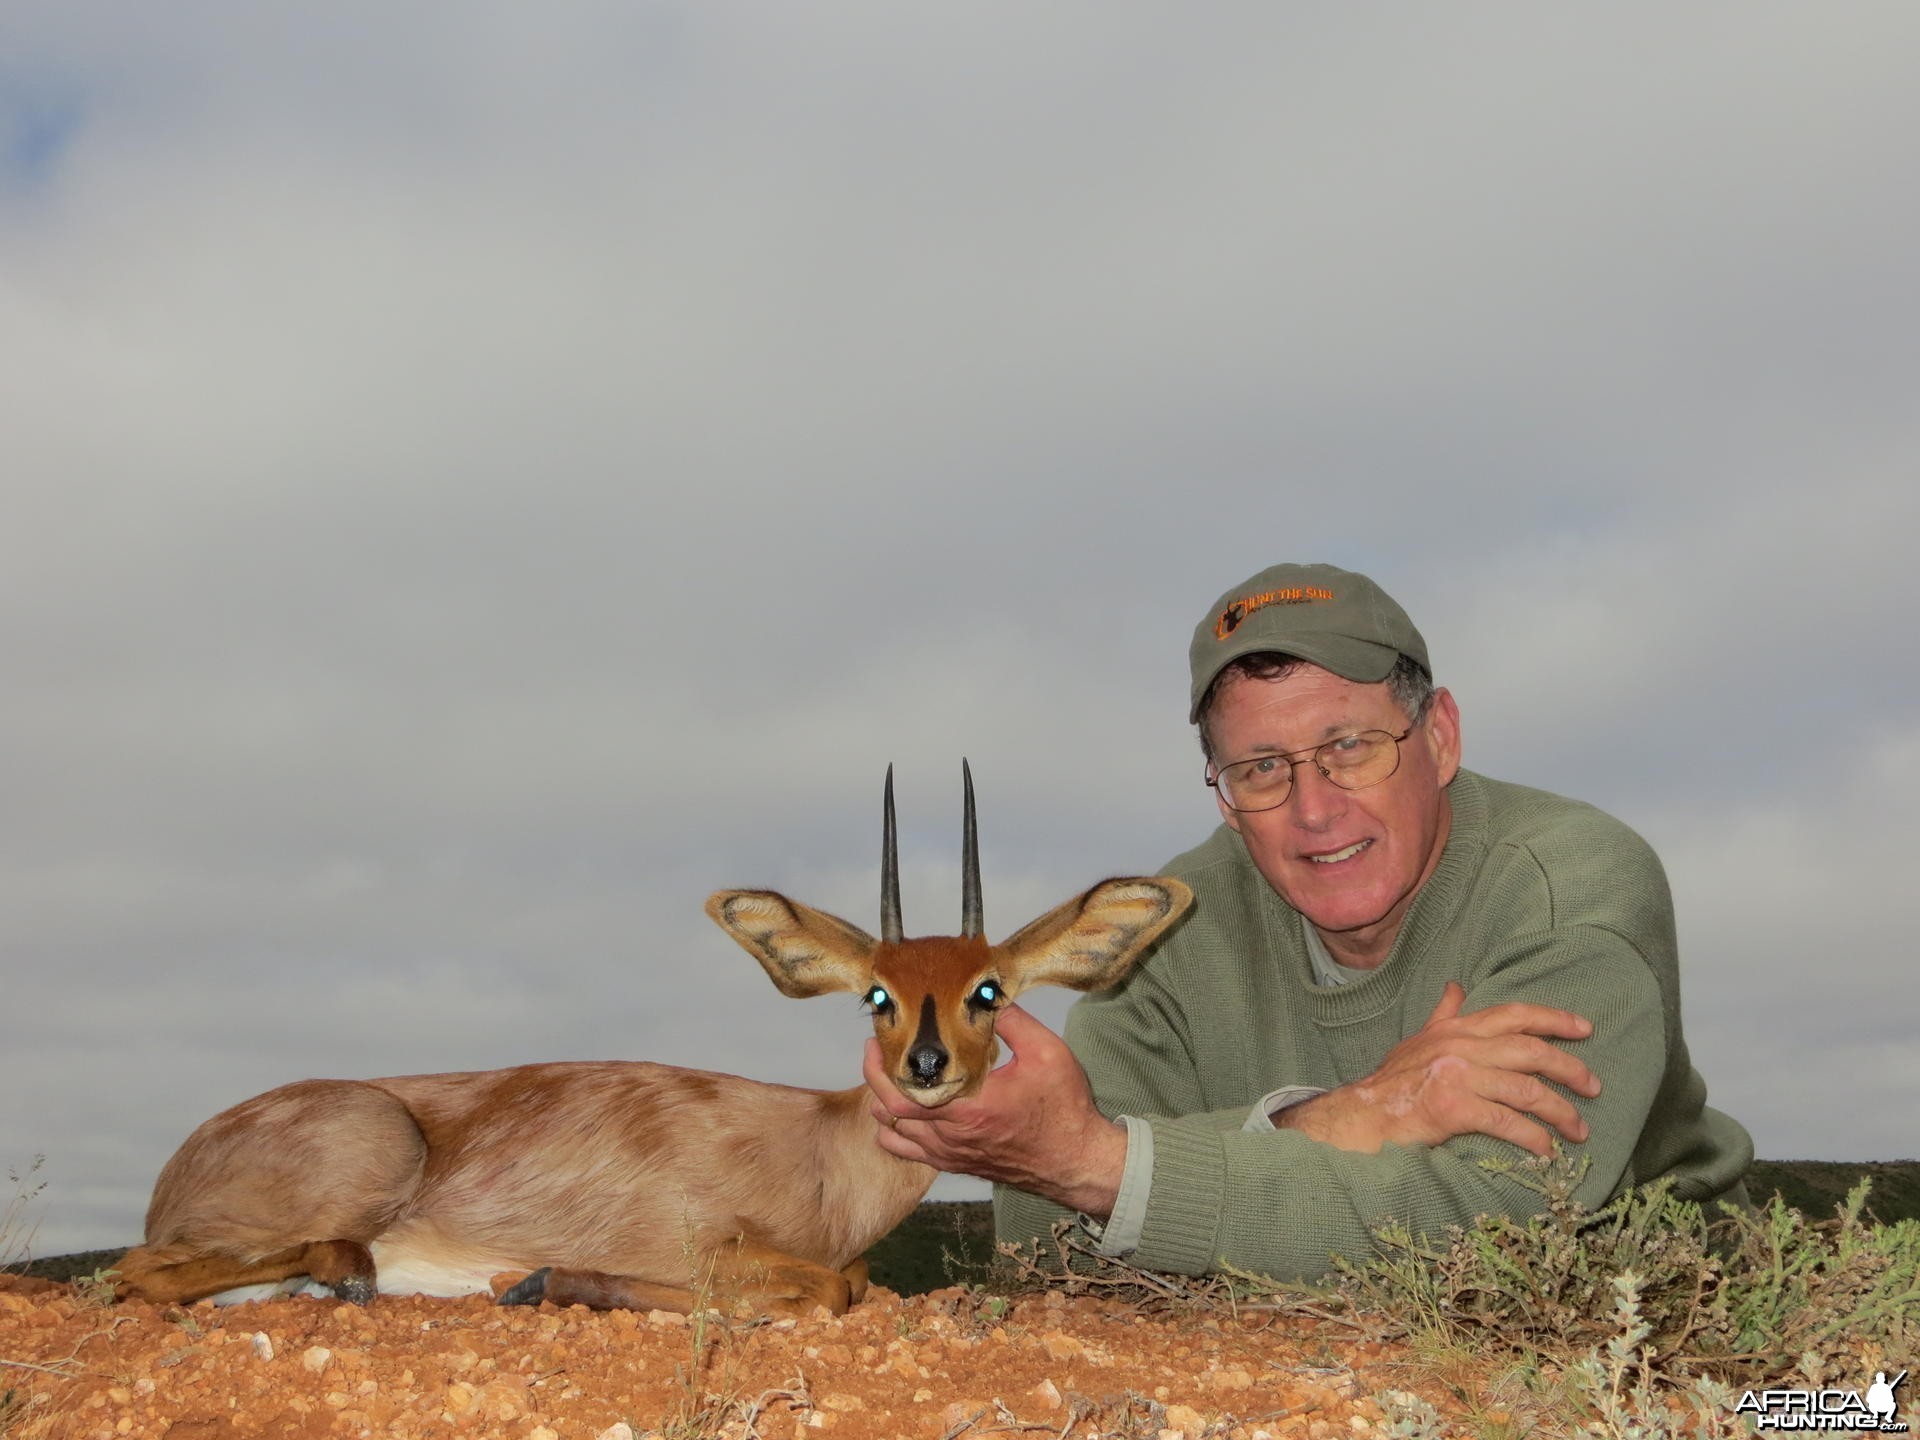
[3,4,1916,1254]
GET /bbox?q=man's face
[1207,663,1461,967]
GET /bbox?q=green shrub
[1320,1153,1917,1387]
[995,1150,1917,1434]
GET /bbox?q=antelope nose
[905,994,949,1087]
[906,1044,948,1086]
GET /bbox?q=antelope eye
[968,981,1002,1011]
[864,985,894,1013]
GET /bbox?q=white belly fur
[204,1243,509,1305]
[209,1279,334,1305]
[366,1242,506,1298]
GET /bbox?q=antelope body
[115,767,1191,1316]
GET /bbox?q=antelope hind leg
[115,1239,378,1307]
[128,1079,428,1306]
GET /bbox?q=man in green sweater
[865,562,1752,1281]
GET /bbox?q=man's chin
[1288,885,1396,939]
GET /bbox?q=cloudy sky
[4,5,1916,1257]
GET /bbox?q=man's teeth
[1309,840,1369,864]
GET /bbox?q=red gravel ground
[0,1273,1451,1439]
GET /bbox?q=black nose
[906,1044,948,1085]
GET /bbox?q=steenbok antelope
[114,764,1191,1317]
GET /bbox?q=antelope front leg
[839,1255,870,1308]
[497,1266,705,1314]
[694,1236,866,1316]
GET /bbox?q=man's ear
[705,890,877,998]
[993,877,1194,995]
[1423,687,1462,787]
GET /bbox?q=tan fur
[119,875,1191,1317]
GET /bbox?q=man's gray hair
[1196,653,1434,766]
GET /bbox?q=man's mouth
[1306,839,1372,865]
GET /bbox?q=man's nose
[1288,760,1348,828]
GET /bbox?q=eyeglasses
[1205,725,1417,813]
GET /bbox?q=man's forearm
[1130,1115,1621,1280]
[1030,1114,1128,1220]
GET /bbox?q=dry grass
[0,1159,45,1276]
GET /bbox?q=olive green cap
[1187,563,1430,723]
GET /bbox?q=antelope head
[706,763,1193,1109]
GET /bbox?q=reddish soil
[0,1273,1450,1439]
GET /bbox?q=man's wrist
[1080,1115,1151,1256]
[1276,1088,1378,1151]
[1051,1116,1127,1219]
[1246,1085,1328,1133]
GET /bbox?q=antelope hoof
[332,1275,376,1306]
[497,1268,551,1308]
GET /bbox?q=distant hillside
[11,1160,1914,1295]
[1743,1157,1920,1225]
[863,1199,999,1292]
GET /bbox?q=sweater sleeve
[994,956,1223,1250]
[1124,924,1670,1280]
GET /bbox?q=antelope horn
[880,764,903,944]
[960,758,983,938]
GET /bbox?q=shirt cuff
[1243,1086,1327,1133]
[1077,1115,1152,1257]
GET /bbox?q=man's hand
[1279,982,1601,1156]
[863,1004,1127,1220]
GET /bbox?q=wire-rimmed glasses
[1205,725,1417,812]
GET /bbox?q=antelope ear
[994,877,1193,995]
[706,891,878,998]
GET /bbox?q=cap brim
[1188,636,1402,723]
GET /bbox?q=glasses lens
[1319,731,1400,790]
[1213,729,1406,810]
[1218,755,1292,811]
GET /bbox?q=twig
[0,1355,101,1379]
[729,1375,812,1435]
[0,1315,135,1385]
[1055,1394,1096,1440]
[986,1397,1059,1433]
[1245,1397,1326,1424]
[940,1403,989,1438]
